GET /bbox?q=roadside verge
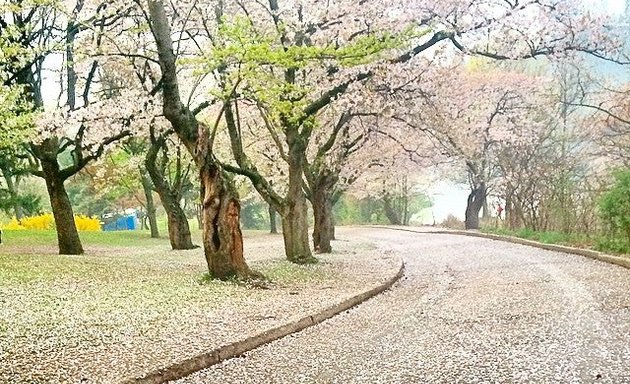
[121,259,405,384]
[375,225,629,269]
[440,230,630,269]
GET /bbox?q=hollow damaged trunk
[199,159,255,279]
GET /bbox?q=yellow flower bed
[21,213,55,230]
[1,214,101,231]
[3,217,26,230]
[74,215,102,231]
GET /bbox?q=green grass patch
[0,228,272,249]
[482,226,629,256]
[256,259,335,284]
[0,229,172,248]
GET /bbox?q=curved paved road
[174,228,630,384]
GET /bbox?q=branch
[59,130,131,181]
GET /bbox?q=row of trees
[1,0,628,279]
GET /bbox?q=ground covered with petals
[0,228,400,383]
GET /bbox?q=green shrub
[599,169,630,247]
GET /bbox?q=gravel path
[175,228,630,384]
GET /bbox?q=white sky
[596,0,626,14]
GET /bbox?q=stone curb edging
[374,225,630,270]
[120,259,405,384]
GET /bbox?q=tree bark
[199,159,255,279]
[330,214,336,240]
[280,133,316,264]
[148,0,255,279]
[382,194,402,225]
[482,197,490,219]
[42,160,83,255]
[465,183,486,230]
[312,186,333,253]
[140,173,160,238]
[145,140,194,250]
[268,203,278,234]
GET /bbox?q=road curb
[374,225,629,270]
[120,259,405,384]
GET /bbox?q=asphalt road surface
[174,228,630,384]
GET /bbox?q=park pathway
[174,227,630,384]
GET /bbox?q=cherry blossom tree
[146,0,260,279]
[99,139,161,238]
[2,0,146,254]
[304,109,371,253]
[0,86,36,219]
[192,0,627,261]
[390,65,552,229]
[566,71,630,167]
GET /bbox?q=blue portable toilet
[103,213,138,231]
[126,215,136,230]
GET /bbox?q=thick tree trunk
[312,188,333,253]
[281,197,314,263]
[199,161,255,279]
[465,183,486,230]
[382,195,402,225]
[42,161,83,255]
[140,173,160,238]
[268,203,278,234]
[148,0,255,280]
[164,203,194,250]
[145,144,194,250]
[281,139,316,264]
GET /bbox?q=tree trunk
[140,173,160,238]
[281,197,314,263]
[42,161,83,255]
[465,183,486,230]
[145,143,194,250]
[482,197,490,219]
[312,187,333,253]
[165,203,194,250]
[199,160,255,279]
[196,203,203,230]
[1,167,23,220]
[268,203,278,234]
[148,0,256,280]
[330,215,336,240]
[281,138,316,264]
[382,194,402,225]
[402,193,410,226]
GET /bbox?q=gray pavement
[174,228,630,384]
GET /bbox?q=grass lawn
[0,229,342,382]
